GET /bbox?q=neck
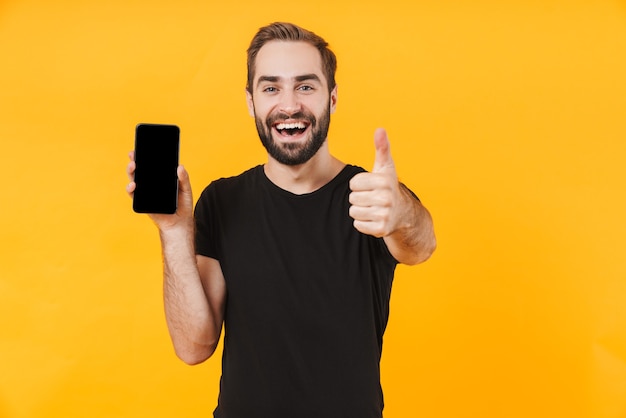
[263,142,345,195]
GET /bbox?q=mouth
[273,121,310,139]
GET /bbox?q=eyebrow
[256,73,322,84]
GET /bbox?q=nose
[278,90,301,116]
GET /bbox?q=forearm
[384,184,436,265]
[160,225,220,364]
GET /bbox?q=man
[127,22,435,418]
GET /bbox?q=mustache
[266,111,316,127]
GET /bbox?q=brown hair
[246,22,337,94]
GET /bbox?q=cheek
[251,100,274,120]
[307,96,332,115]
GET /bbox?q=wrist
[159,221,194,243]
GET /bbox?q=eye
[262,86,278,93]
[297,85,314,92]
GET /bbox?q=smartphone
[132,123,180,214]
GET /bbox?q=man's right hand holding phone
[127,150,224,366]
[126,150,195,233]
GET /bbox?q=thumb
[178,165,191,192]
[372,128,395,174]
[176,165,195,212]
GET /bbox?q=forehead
[253,41,326,86]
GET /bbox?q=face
[246,41,338,166]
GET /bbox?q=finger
[352,219,385,238]
[349,190,391,207]
[126,160,136,181]
[349,172,368,192]
[349,204,375,221]
[349,172,388,192]
[126,181,136,196]
[350,201,390,220]
[128,150,135,161]
[372,128,395,174]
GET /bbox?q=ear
[246,89,255,117]
[329,85,338,114]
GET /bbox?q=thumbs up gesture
[348,128,404,238]
[349,128,436,265]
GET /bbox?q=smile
[274,121,309,137]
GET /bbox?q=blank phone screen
[132,124,180,214]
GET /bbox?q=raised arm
[348,129,436,265]
[127,154,225,364]
[160,227,226,365]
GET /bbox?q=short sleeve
[194,183,220,259]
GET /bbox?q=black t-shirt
[195,165,398,418]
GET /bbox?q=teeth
[276,122,306,130]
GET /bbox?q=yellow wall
[1,0,625,417]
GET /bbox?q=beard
[255,106,331,166]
